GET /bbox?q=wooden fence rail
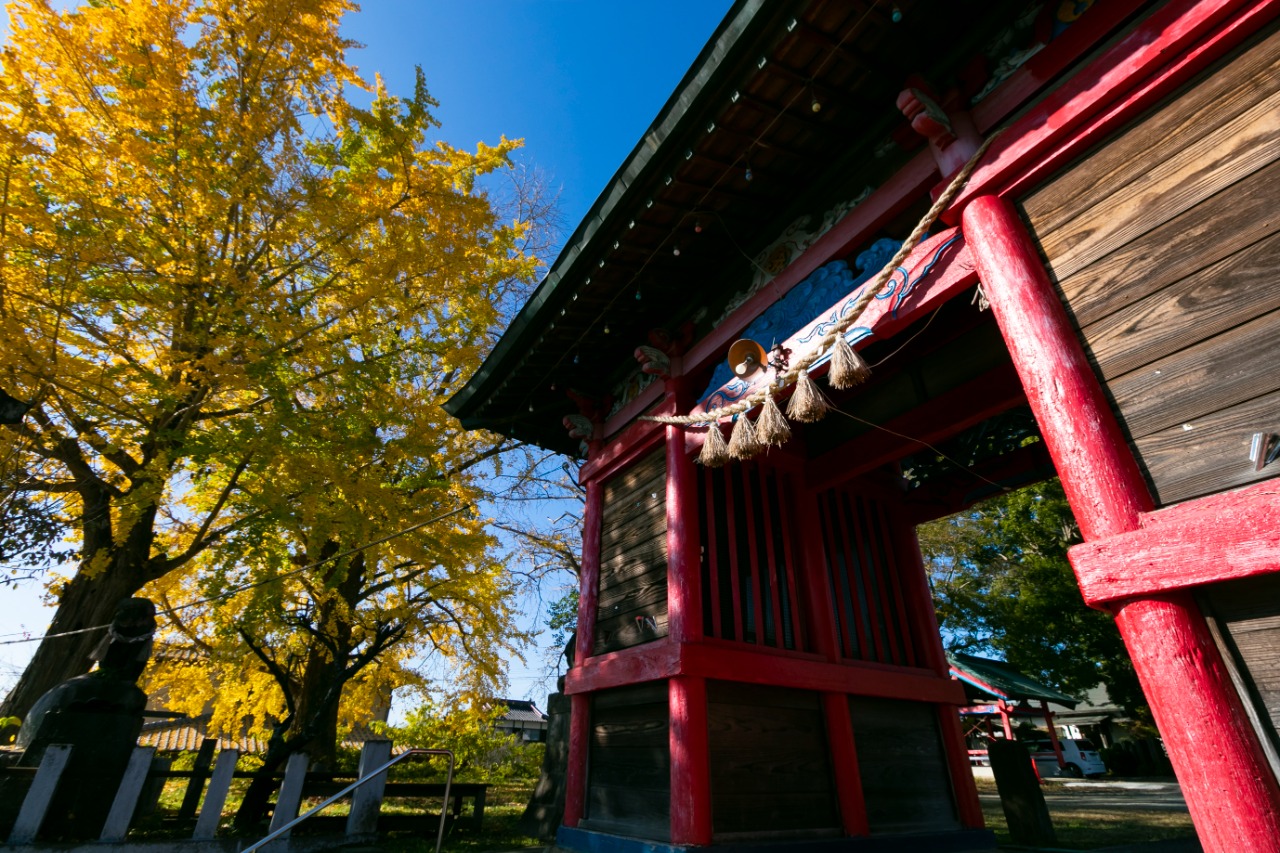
[2,739,483,845]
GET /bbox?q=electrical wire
[0,504,473,647]
[826,405,1011,494]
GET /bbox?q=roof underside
[448,0,1029,454]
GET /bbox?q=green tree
[918,479,1147,716]
[0,0,537,721]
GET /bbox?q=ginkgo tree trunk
[0,0,539,721]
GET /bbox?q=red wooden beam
[952,0,1279,217]
[1069,482,1280,606]
[693,229,978,418]
[579,406,666,485]
[969,0,1149,135]
[681,151,939,381]
[679,643,967,705]
[963,193,1280,851]
[805,362,1026,492]
[563,639,681,695]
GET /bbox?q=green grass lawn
[378,783,544,853]
[975,778,1198,849]
[131,774,1200,852]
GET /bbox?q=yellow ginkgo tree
[0,0,540,722]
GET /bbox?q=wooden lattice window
[817,487,922,667]
[698,461,806,651]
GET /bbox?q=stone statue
[11,597,157,839]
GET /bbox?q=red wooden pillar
[995,699,1014,741]
[890,506,984,828]
[669,675,712,844]
[1041,702,1066,770]
[563,477,604,828]
[822,692,869,837]
[962,193,1280,851]
[665,375,712,844]
[666,380,702,645]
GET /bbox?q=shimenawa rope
[644,131,1002,429]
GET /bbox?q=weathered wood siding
[584,681,670,840]
[817,486,923,667]
[1202,575,1280,775]
[698,461,807,651]
[1020,21,1280,507]
[848,697,957,834]
[594,449,668,654]
[706,681,838,838]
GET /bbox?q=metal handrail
[240,747,454,853]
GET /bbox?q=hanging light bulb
[810,92,822,113]
[694,219,703,233]
[603,325,611,334]
[744,166,754,182]
[891,4,903,23]
[673,246,681,257]
[635,289,642,301]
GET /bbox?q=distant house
[495,699,548,744]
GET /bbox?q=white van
[1026,737,1107,778]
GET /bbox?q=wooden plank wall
[1019,21,1280,507]
[584,681,671,840]
[848,697,958,834]
[1201,575,1280,775]
[706,681,839,838]
[594,449,668,655]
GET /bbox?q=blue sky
[0,1,735,700]
[346,1,735,245]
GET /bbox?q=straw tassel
[786,370,830,422]
[697,421,729,467]
[727,413,763,460]
[828,335,871,389]
[755,389,791,446]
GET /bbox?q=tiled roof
[138,714,269,753]
[498,698,547,723]
[137,715,393,754]
[948,653,1078,709]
